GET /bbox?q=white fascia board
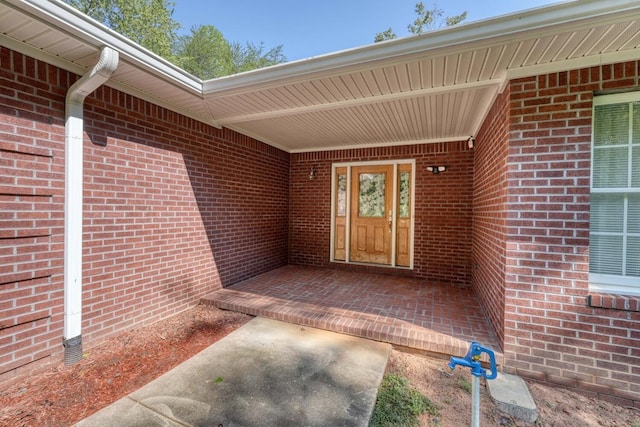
[288,136,470,154]
[5,0,202,94]
[202,0,640,96]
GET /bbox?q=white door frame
[330,159,415,269]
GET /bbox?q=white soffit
[1,0,640,152]
[0,0,212,126]
[199,0,640,152]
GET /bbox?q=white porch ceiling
[2,0,640,152]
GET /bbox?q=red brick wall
[289,142,474,284]
[504,61,640,406]
[472,87,511,347]
[0,48,66,380]
[0,48,289,381]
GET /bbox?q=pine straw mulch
[0,304,251,427]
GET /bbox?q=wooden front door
[349,165,393,265]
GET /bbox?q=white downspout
[64,46,119,365]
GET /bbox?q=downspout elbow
[63,46,119,365]
[66,47,120,108]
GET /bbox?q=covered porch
[203,265,502,363]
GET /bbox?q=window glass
[590,193,624,233]
[590,235,624,275]
[627,237,640,277]
[337,174,346,217]
[629,193,640,234]
[590,96,640,293]
[633,146,640,188]
[594,104,628,146]
[399,172,410,218]
[592,147,628,188]
[358,173,386,217]
[593,103,630,187]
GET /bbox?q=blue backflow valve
[448,341,498,427]
[448,341,497,379]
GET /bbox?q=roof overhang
[2,0,640,152]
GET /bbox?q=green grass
[458,376,472,394]
[369,373,440,427]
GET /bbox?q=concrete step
[487,372,538,423]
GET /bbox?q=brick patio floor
[202,265,503,362]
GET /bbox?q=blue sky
[172,0,562,62]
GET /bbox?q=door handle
[388,209,392,231]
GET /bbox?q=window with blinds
[590,92,640,295]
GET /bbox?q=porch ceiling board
[202,16,640,151]
[223,85,496,152]
[2,0,640,152]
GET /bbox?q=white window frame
[590,92,640,296]
[330,159,416,269]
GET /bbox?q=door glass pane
[399,171,410,218]
[337,174,346,216]
[359,173,385,217]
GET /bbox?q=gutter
[201,0,640,95]
[9,0,200,92]
[63,46,119,365]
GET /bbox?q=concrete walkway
[75,317,391,427]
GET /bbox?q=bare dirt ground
[385,350,640,426]
[1,304,639,426]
